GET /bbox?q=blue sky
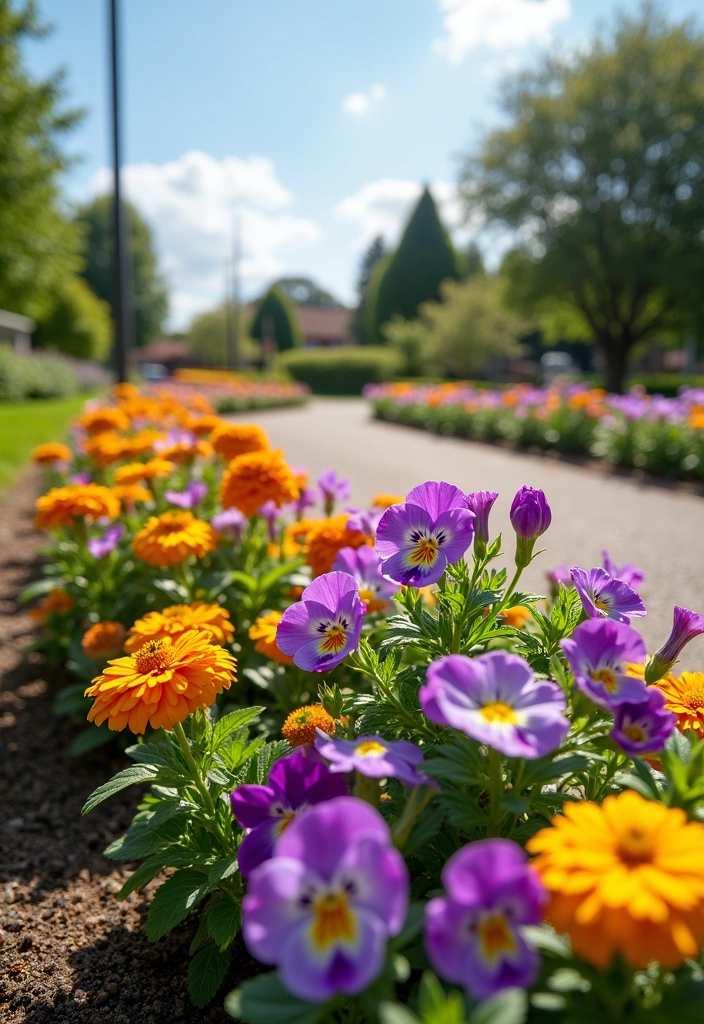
[24,0,703,328]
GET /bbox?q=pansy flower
[318,469,352,514]
[375,481,475,587]
[165,480,207,509]
[332,545,398,613]
[87,523,125,559]
[571,567,646,624]
[276,572,364,672]
[561,619,648,708]
[315,732,430,788]
[610,688,675,757]
[601,550,645,589]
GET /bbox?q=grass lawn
[0,393,93,495]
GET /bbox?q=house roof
[296,306,351,341]
[131,339,191,363]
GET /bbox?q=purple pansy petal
[571,567,646,624]
[87,523,125,559]
[561,619,649,707]
[302,571,359,609]
[431,507,476,563]
[405,481,467,519]
[242,856,318,961]
[237,820,280,879]
[231,784,277,829]
[375,501,433,558]
[610,688,675,756]
[335,836,409,935]
[379,547,448,588]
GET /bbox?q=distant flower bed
[367,381,704,481]
[160,371,309,412]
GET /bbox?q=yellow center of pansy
[356,740,387,757]
[319,623,347,653]
[133,639,176,675]
[409,537,439,566]
[480,701,517,724]
[682,688,704,710]
[595,598,610,611]
[358,587,376,604]
[478,912,516,962]
[591,668,618,692]
[622,724,648,744]
[310,891,356,950]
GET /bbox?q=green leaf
[69,725,114,756]
[116,856,166,901]
[208,856,239,886]
[468,989,527,1024]
[225,972,328,1023]
[187,943,232,1008]
[206,893,241,949]
[213,707,265,748]
[391,902,425,950]
[379,1005,421,1024]
[144,868,211,941]
[18,577,61,602]
[126,741,179,770]
[81,764,159,815]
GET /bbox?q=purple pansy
[601,550,645,589]
[154,428,199,453]
[164,480,207,509]
[242,797,408,1002]
[465,490,498,558]
[425,839,545,999]
[610,688,675,757]
[420,652,569,759]
[315,732,430,788]
[375,481,475,587]
[332,546,398,613]
[276,571,364,672]
[645,605,704,683]
[87,523,125,559]
[546,564,571,598]
[345,505,383,539]
[231,750,348,878]
[561,619,648,708]
[211,507,245,544]
[571,567,646,624]
[318,469,352,515]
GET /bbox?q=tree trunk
[600,335,630,394]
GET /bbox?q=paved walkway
[229,399,704,664]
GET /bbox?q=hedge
[277,346,400,395]
[0,347,80,402]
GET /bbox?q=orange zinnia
[304,514,372,577]
[249,611,293,665]
[85,631,236,733]
[32,442,72,465]
[113,459,176,485]
[652,671,704,736]
[210,422,270,462]
[35,484,121,530]
[112,483,152,508]
[220,449,299,517]
[125,601,234,652]
[132,511,218,566]
[282,705,336,747]
[528,791,704,969]
[78,407,131,436]
[29,588,74,623]
[82,621,127,660]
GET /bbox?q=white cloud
[434,0,571,62]
[342,83,387,117]
[89,150,321,329]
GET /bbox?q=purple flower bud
[87,523,125,559]
[211,507,245,545]
[509,486,551,568]
[165,480,207,509]
[258,500,280,542]
[465,490,498,559]
[645,605,704,683]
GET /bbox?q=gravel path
[229,398,704,664]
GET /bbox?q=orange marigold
[35,484,121,530]
[188,414,223,437]
[82,621,127,660]
[527,791,704,969]
[78,406,131,436]
[112,382,140,402]
[220,449,299,517]
[282,518,319,558]
[157,438,213,463]
[112,483,152,507]
[500,605,532,629]
[29,588,74,623]
[282,705,336,747]
[132,511,218,566]
[304,514,372,577]
[113,459,176,485]
[249,611,293,665]
[211,422,270,462]
[85,631,236,733]
[371,493,404,509]
[125,601,234,653]
[32,442,72,464]
[652,671,704,736]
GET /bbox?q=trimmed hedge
[277,346,400,395]
[0,347,79,402]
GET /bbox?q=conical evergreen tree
[250,285,302,353]
[370,187,461,343]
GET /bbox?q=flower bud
[645,605,704,683]
[465,490,498,560]
[510,486,551,569]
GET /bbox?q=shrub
[277,346,399,395]
[250,286,302,353]
[0,347,79,402]
[34,277,112,361]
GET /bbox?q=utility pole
[109,0,131,382]
[230,212,241,369]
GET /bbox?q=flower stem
[487,747,505,838]
[392,785,436,850]
[172,720,216,818]
[353,772,381,807]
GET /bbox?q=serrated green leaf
[213,706,265,748]
[225,972,327,1024]
[207,893,240,949]
[144,868,210,941]
[116,856,166,900]
[126,741,179,769]
[188,943,232,1008]
[208,856,239,886]
[82,764,159,815]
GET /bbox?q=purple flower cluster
[332,546,398,613]
[165,480,207,509]
[570,566,646,623]
[315,732,431,788]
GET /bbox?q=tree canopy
[351,235,387,345]
[186,304,259,367]
[273,277,344,310]
[33,276,112,361]
[460,7,704,392]
[369,188,461,344]
[250,285,302,353]
[75,195,168,349]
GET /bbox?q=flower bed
[25,382,704,1021]
[367,381,704,481]
[165,370,310,413]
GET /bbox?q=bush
[34,277,112,361]
[0,347,79,402]
[277,346,399,395]
[250,286,302,353]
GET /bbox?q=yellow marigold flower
[112,483,152,508]
[83,432,137,466]
[371,493,404,509]
[220,449,299,518]
[249,611,293,665]
[282,705,336,747]
[500,606,532,629]
[132,511,218,567]
[113,459,176,485]
[78,406,131,435]
[35,484,121,530]
[82,621,127,660]
[29,588,74,623]
[211,422,270,462]
[125,601,234,653]
[652,671,704,736]
[85,631,236,733]
[31,442,72,465]
[304,514,372,577]
[527,791,704,969]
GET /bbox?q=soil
[0,469,256,1023]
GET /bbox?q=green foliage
[250,285,302,353]
[0,1,84,320]
[226,972,328,1024]
[188,943,233,1009]
[34,276,112,361]
[0,347,79,403]
[352,234,387,345]
[383,316,437,378]
[0,390,90,493]
[461,8,704,392]
[186,303,261,366]
[75,194,168,348]
[371,188,461,344]
[277,345,399,395]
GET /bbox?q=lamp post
[109,0,131,382]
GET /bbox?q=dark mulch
[0,469,255,1023]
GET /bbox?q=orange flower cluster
[29,588,75,623]
[653,671,704,736]
[249,611,293,665]
[82,621,127,660]
[78,407,131,436]
[113,459,175,485]
[132,511,219,567]
[210,422,270,462]
[31,443,72,465]
[220,449,299,517]
[303,513,372,576]
[125,601,234,652]
[282,705,337,746]
[35,484,120,530]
